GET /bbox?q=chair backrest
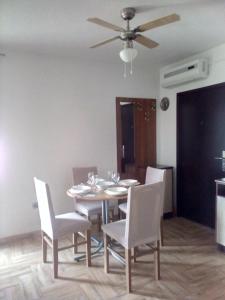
[72,166,97,185]
[125,182,163,248]
[33,177,55,239]
[145,166,166,214]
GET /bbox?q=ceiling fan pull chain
[123,61,127,78]
[130,56,133,75]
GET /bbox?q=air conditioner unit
[161,58,209,88]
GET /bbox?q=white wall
[158,42,225,201]
[0,53,159,238]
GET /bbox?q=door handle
[214,157,223,160]
[122,145,125,159]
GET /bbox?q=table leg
[75,200,109,262]
[102,200,109,225]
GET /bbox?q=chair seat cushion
[102,220,127,248]
[118,202,127,214]
[102,218,158,249]
[76,200,116,216]
[54,212,91,239]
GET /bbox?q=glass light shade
[119,47,138,63]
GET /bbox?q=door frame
[116,97,156,179]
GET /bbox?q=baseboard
[0,212,174,245]
[163,212,174,219]
[217,244,225,252]
[0,230,41,245]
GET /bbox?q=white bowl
[97,181,115,189]
[119,179,139,187]
[95,177,105,183]
[70,185,91,195]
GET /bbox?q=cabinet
[155,165,173,216]
[215,179,225,249]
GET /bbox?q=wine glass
[87,172,94,185]
[112,172,120,184]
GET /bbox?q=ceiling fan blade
[135,35,159,49]
[135,13,180,32]
[90,36,120,48]
[87,18,124,32]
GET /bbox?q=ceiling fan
[87,7,180,66]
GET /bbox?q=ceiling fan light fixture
[119,41,138,77]
[119,46,138,63]
[88,8,180,77]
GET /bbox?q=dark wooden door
[177,83,225,228]
[116,97,156,183]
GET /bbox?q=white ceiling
[1,0,225,66]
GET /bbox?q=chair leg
[154,240,160,280]
[85,230,91,267]
[52,239,58,278]
[42,232,47,263]
[125,248,131,293]
[103,233,109,273]
[160,217,164,247]
[133,247,138,263]
[110,209,115,222]
[97,214,101,232]
[73,232,78,254]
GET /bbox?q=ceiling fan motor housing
[120,31,136,41]
[121,7,136,21]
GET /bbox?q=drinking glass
[107,170,113,181]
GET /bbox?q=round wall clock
[160,97,170,111]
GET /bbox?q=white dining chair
[72,166,116,232]
[34,177,91,278]
[102,182,163,293]
[119,166,166,245]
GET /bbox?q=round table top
[67,189,127,201]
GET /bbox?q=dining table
[66,182,132,262]
[67,188,127,225]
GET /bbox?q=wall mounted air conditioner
[161,58,209,88]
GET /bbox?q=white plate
[119,179,139,186]
[105,187,128,196]
[69,185,91,195]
